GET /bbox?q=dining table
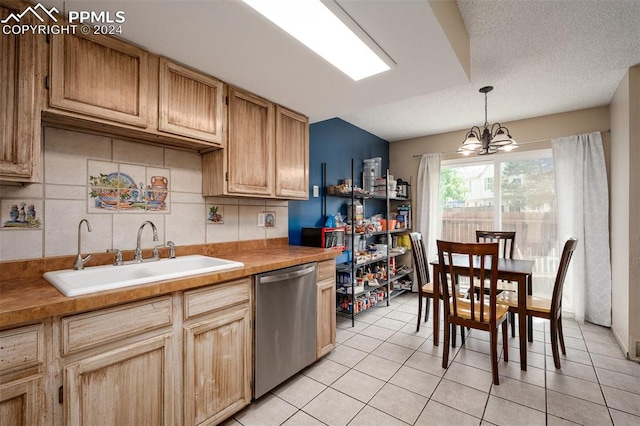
[430,256,536,371]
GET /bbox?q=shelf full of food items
[335,229,414,316]
[322,159,413,324]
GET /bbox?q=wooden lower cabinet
[60,296,175,425]
[0,376,41,426]
[183,278,252,425]
[64,334,174,425]
[316,260,336,358]
[0,268,335,424]
[183,307,252,425]
[0,323,46,426]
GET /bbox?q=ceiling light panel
[242,0,391,81]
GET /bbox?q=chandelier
[458,86,518,155]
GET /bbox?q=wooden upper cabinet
[202,89,309,199]
[49,33,148,127]
[227,87,274,196]
[0,4,41,181]
[158,58,224,145]
[275,106,309,199]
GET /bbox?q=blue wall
[288,118,389,245]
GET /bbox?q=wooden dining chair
[498,238,578,369]
[409,232,465,344]
[409,232,433,332]
[437,240,509,385]
[476,230,518,336]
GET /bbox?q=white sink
[44,255,244,297]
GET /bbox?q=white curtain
[416,153,441,285]
[552,132,611,326]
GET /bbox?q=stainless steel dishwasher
[254,262,317,398]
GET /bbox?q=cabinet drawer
[62,296,172,355]
[184,278,251,320]
[0,323,44,374]
[317,260,335,281]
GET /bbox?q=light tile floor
[224,292,640,425]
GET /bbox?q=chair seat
[422,282,466,299]
[421,282,434,295]
[497,292,552,313]
[450,297,510,321]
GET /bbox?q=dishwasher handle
[258,264,316,284]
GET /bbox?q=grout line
[579,323,617,425]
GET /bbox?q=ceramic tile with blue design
[1,199,43,229]
[87,160,120,212]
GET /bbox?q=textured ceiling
[343,0,640,141]
[35,0,640,143]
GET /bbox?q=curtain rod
[411,129,611,158]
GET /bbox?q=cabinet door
[50,33,148,127]
[0,376,41,426]
[275,106,309,199]
[227,88,274,196]
[64,334,174,426]
[0,5,39,180]
[317,277,336,358]
[184,307,251,425]
[158,58,224,145]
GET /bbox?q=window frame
[441,149,553,230]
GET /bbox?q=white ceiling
[40,0,640,142]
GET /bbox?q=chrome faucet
[135,220,158,263]
[73,219,92,270]
[152,240,177,260]
[107,248,123,266]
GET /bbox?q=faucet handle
[152,244,164,260]
[107,248,122,266]
[166,241,176,259]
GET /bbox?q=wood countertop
[0,246,340,329]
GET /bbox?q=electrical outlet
[313,185,319,197]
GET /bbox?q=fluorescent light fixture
[242,0,391,81]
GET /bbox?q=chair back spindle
[476,230,516,259]
[437,241,499,327]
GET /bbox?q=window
[485,177,493,191]
[440,150,558,298]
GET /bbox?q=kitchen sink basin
[43,255,244,297]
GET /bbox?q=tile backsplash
[0,127,288,261]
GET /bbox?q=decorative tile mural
[1,199,42,229]
[259,211,276,228]
[88,160,170,213]
[207,205,224,223]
